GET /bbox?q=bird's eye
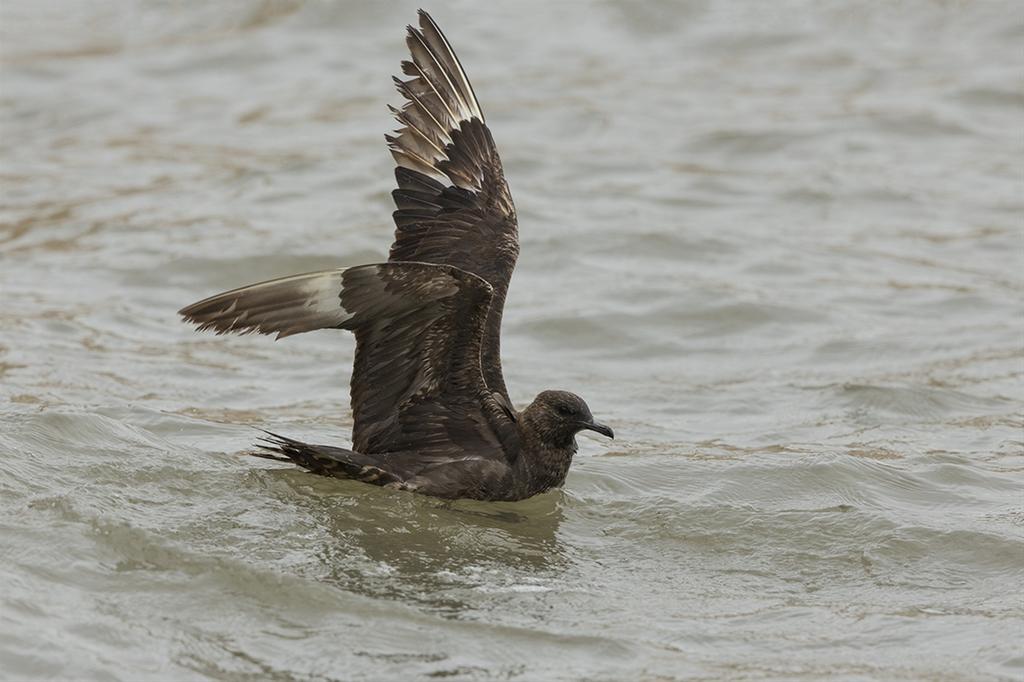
[556,405,574,417]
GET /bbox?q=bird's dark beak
[581,421,614,439]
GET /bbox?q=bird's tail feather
[253,431,405,487]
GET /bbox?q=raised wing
[178,262,517,460]
[387,10,518,399]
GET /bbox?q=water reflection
[258,468,567,611]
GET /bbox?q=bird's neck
[516,416,577,494]
[530,442,576,493]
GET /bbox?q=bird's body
[179,11,612,501]
[256,390,589,501]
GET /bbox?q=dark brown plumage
[178,10,612,501]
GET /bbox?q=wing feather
[386,10,519,399]
[178,270,350,339]
[179,262,517,461]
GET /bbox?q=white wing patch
[302,270,352,320]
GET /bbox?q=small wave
[829,383,1010,420]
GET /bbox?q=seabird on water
[179,10,613,501]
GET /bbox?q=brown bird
[179,10,613,501]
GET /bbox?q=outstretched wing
[387,10,518,399]
[178,262,517,460]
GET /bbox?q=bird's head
[521,390,614,447]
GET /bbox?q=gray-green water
[2,2,1022,680]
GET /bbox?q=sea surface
[1,1,1022,680]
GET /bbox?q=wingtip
[178,307,202,329]
[178,300,198,318]
[417,9,438,31]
